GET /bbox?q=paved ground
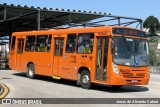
[0,70,160,107]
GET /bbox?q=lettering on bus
[97,32,107,36]
[70,55,77,63]
[124,29,138,36]
[81,63,87,65]
[120,69,130,73]
[112,28,147,38]
[57,35,61,37]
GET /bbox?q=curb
[0,83,10,99]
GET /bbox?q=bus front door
[95,37,109,82]
[53,38,64,78]
[16,39,24,70]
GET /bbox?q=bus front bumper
[109,73,150,85]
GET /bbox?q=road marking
[0,83,9,99]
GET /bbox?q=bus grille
[126,80,141,84]
[122,73,145,78]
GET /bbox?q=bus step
[52,76,61,80]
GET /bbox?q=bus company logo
[2,99,11,104]
[1,99,42,104]
[120,69,130,73]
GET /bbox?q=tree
[143,16,159,36]
[149,49,159,66]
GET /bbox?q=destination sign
[112,28,147,38]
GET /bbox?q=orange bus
[9,26,150,89]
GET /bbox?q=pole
[4,7,7,20]
[37,9,41,30]
[118,18,120,26]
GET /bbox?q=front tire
[80,70,91,89]
[27,63,35,79]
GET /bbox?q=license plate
[131,80,138,83]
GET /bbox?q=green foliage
[148,37,158,43]
[149,49,159,66]
[143,16,159,35]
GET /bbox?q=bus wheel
[111,85,123,89]
[27,63,35,79]
[80,70,91,89]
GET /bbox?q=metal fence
[149,66,160,74]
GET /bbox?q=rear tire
[80,70,91,89]
[27,63,35,79]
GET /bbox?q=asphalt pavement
[0,70,160,107]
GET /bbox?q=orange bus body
[9,26,150,89]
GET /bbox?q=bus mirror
[111,41,114,54]
[111,41,114,50]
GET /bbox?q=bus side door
[52,37,64,77]
[95,37,109,82]
[16,39,24,70]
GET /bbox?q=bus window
[25,36,35,52]
[60,40,64,56]
[11,36,16,51]
[55,39,59,56]
[35,35,47,52]
[17,39,24,54]
[54,39,64,56]
[66,34,76,53]
[77,33,94,54]
[47,35,52,52]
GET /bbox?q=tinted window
[35,35,47,52]
[25,36,35,51]
[47,35,52,52]
[54,39,64,56]
[77,33,94,54]
[11,36,16,51]
[17,40,24,54]
[66,34,76,53]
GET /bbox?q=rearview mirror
[111,41,114,50]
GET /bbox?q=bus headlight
[112,63,119,75]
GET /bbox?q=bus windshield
[112,36,149,66]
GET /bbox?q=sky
[0,0,160,22]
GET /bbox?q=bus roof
[12,26,144,36]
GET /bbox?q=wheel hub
[29,68,33,76]
[82,75,89,84]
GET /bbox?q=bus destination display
[112,28,147,38]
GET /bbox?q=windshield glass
[113,36,149,66]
